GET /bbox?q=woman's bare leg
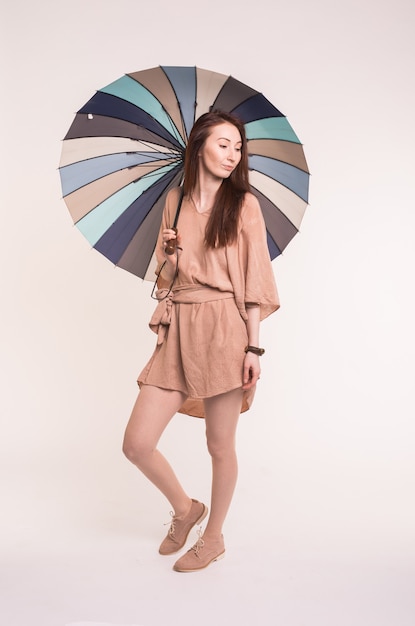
[202,387,243,539]
[122,385,191,517]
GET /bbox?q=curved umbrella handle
[165,227,178,255]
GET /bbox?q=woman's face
[198,122,242,180]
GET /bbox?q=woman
[123,110,279,572]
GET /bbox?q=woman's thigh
[124,385,187,451]
[203,388,243,452]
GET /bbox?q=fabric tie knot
[149,289,174,344]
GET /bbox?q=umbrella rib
[131,163,182,183]
[130,138,182,158]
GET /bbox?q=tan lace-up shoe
[159,499,208,556]
[173,532,225,572]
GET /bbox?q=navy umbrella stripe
[78,92,184,149]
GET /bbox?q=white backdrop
[1,1,414,625]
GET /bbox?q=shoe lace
[164,511,177,537]
[191,527,205,558]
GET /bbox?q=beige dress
[138,187,280,418]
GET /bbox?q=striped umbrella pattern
[59,66,310,280]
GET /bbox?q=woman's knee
[122,431,154,466]
[206,436,236,460]
[123,386,185,465]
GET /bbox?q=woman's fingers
[242,354,261,390]
[162,228,177,243]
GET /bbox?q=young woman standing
[123,110,279,572]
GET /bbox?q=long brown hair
[183,110,250,248]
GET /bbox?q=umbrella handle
[165,228,178,255]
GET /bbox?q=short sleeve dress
[138,187,280,418]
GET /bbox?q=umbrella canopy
[59,66,310,280]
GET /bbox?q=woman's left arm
[242,305,261,390]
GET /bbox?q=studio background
[1,1,414,625]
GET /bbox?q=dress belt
[149,285,234,344]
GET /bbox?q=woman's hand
[243,305,261,389]
[161,228,182,268]
[242,351,261,390]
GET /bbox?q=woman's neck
[192,173,222,213]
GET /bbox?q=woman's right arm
[155,189,182,285]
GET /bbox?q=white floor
[2,438,414,626]
[3,537,414,626]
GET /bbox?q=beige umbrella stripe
[59,136,179,168]
[248,139,310,174]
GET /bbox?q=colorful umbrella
[59,66,310,280]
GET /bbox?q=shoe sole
[159,504,209,556]
[173,550,225,573]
